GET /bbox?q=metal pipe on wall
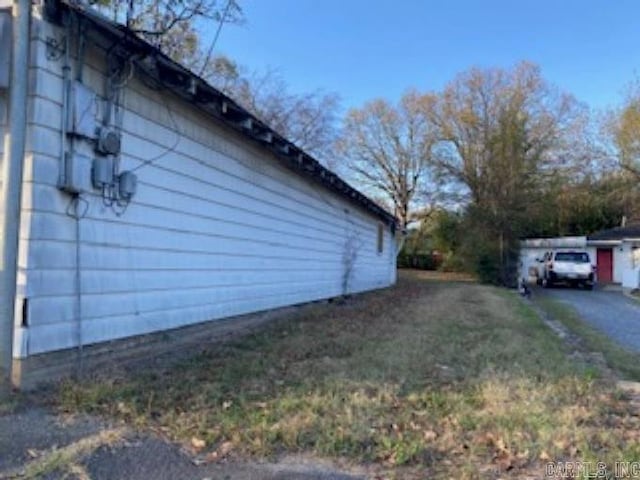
[0,0,31,389]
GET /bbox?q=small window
[377,223,384,254]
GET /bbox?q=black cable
[199,0,235,77]
[129,100,181,172]
[66,195,90,219]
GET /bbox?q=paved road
[0,408,364,480]
[540,287,640,352]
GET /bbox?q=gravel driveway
[540,287,640,352]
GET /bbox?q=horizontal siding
[17,20,396,357]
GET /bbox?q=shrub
[397,253,441,270]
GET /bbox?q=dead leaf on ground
[191,437,206,450]
[204,441,234,463]
[423,430,437,441]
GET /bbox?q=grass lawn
[55,270,640,479]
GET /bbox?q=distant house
[587,224,640,288]
[520,225,640,290]
[0,0,397,387]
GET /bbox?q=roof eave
[45,0,397,228]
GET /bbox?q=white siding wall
[0,80,5,185]
[621,242,640,289]
[586,247,597,269]
[14,17,396,358]
[612,246,625,284]
[0,7,6,187]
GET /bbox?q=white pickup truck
[536,250,595,290]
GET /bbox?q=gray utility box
[118,171,137,200]
[59,152,93,194]
[96,127,121,156]
[92,156,114,189]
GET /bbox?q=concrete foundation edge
[11,302,315,390]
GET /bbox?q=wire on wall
[99,49,138,216]
[129,99,181,173]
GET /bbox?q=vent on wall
[0,11,11,89]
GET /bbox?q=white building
[587,225,640,289]
[0,1,398,387]
[520,225,640,291]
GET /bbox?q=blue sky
[211,0,639,113]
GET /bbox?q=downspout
[0,0,30,389]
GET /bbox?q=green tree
[612,84,640,180]
[535,172,640,236]
[427,62,589,285]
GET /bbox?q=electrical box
[0,11,11,89]
[59,152,93,194]
[67,81,98,138]
[92,156,114,189]
[95,127,121,156]
[118,171,137,200]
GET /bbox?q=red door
[596,248,613,283]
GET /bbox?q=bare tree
[202,60,341,165]
[337,91,437,230]
[233,70,340,165]
[92,2,340,165]
[93,0,243,60]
